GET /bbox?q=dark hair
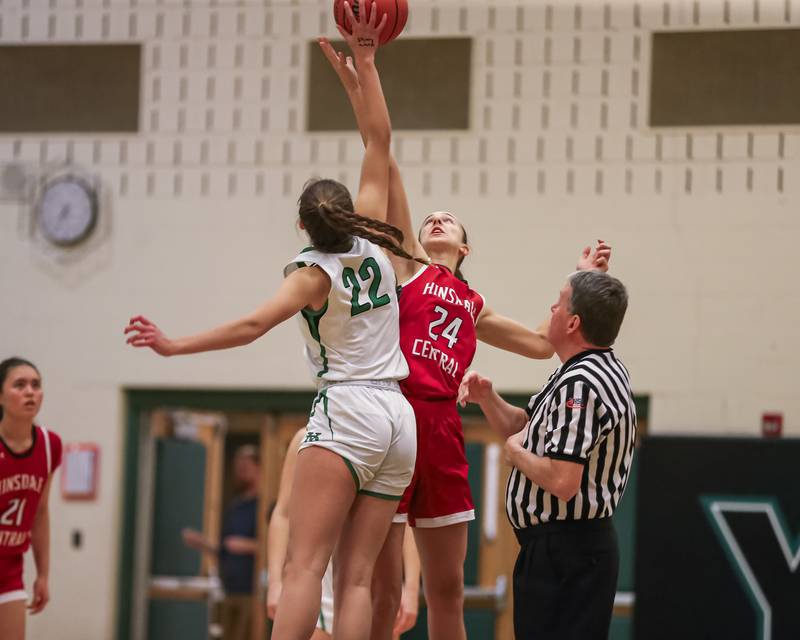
[417,213,470,281]
[454,224,469,281]
[298,179,427,266]
[568,271,628,347]
[0,357,40,420]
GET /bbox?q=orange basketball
[333,0,409,46]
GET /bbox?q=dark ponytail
[454,222,469,281]
[0,357,39,421]
[299,178,428,266]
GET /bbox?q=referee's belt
[514,517,613,544]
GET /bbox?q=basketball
[333,0,408,46]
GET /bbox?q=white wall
[1,1,798,638]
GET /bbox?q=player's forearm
[353,56,391,149]
[31,509,50,579]
[267,515,289,586]
[169,318,266,356]
[477,391,528,438]
[481,324,554,360]
[478,314,554,360]
[345,86,369,147]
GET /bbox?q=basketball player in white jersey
[124,5,424,639]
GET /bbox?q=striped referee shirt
[506,348,636,528]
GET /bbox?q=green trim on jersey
[339,455,360,491]
[320,389,333,438]
[318,608,327,632]
[309,394,322,417]
[301,300,329,377]
[359,489,403,501]
[309,390,334,439]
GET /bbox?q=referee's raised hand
[458,370,493,407]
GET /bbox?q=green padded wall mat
[150,438,207,576]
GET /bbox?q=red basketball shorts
[0,553,26,605]
[395,397,475,528]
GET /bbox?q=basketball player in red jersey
[320,44,611,640]
[0,358,62,640]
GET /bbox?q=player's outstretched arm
[319,37,426,281]
[476,240,612,359]
[319,38,367,146]
[124,267,330,356]
[477,308,555,360]
[336,1,391,223]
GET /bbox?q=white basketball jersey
[284,236,409,383]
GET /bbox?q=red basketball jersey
[0,426,62,556]
[399,264,485,400]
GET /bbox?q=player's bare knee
[425,574,464,609]
[284,556,328,584]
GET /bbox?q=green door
[147,438,209,640]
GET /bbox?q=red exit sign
[761,413,783,438]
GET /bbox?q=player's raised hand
[28,576,49,615]
[124,315,175,356]
[319,37,360,93]
[576,239,612,273]
[337,1,388,57]
[458,370,494,407]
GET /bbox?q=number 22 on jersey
[342,257,391,317]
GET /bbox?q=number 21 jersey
[0,426,62,556]
[399,264,485,401]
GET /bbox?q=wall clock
[37,175,98,247]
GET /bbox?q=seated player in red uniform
[0,358,62,640]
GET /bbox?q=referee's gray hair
[568,271,628,347]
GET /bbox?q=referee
[459,270,634,639]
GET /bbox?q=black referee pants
[513,518,619,640]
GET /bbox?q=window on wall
[0,44,141,133]
[649,29,800,127]
[307,37,471,131]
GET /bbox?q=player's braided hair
[0,357,39,421]
[299,179,428,266]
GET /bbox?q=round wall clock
[37,175,98,247]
